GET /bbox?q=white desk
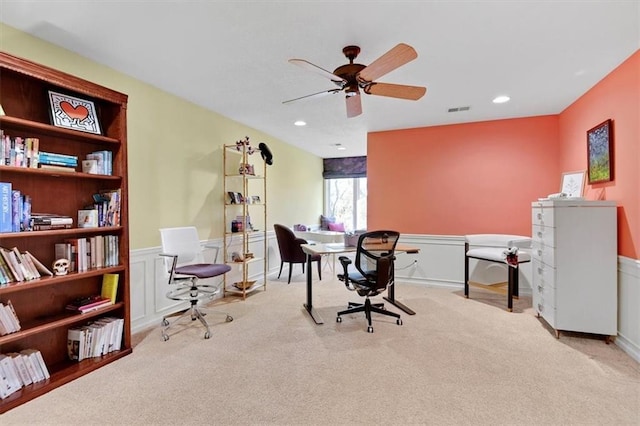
[294,230,344,272]
[293,230,344,244]
[300,242,419,324]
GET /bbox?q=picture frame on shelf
[587,119,613,183]
[48,90,102,135]
[560,170,586,198]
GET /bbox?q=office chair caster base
[336,316,342,323]
[162,333,169,341]
[367,326,374,333]
[204,331,211,339]
[397,318,403,326]
[226,315,233,322]
[162,318,169,326]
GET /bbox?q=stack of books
[65,295,113,314]
[0,247,52,285]
[0,300,20,335]
[0,349,50,399]
[37,151,78,172]
[30,213,73,230]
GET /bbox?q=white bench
[464,234,532,312]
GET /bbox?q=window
[324,177,367,231]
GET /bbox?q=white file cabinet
[531,200,617,340]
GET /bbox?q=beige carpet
[3,276,639,425]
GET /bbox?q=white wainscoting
[129,232,639,362]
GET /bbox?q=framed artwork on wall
[560,170,586,198]
[587,119,613,184]
[48,90,102,134]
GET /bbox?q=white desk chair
[159,227,233,340]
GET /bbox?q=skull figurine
[52,258,70,276]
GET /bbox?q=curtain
[322,156,366,179]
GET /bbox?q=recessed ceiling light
[294,120,306,126]
[493,95,511,104]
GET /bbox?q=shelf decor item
[560,170,586,198]
[48,90,102,135]
[587,119,613,184]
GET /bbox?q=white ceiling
[1,1,638,159]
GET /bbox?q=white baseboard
[129,232,639,362]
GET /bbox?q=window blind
[322,156,367,179]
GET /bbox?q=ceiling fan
[283,43,426,118]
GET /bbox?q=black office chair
[273,224,322,284]
[159,227,233,340]
[336,230,402,333]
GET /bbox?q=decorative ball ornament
[52,258,70,276]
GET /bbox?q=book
[0,354,22,396]
[11,190,21,232]
[19,351,41,383]
[1,247,24,281]
[38,163,77,172]
[7,353,32,386]
[67,327,86,361]
[0,182,12,233]
[20,349,48,381]
[101,273,119,303]
[25,251,53,276]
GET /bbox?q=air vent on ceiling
[448,106,471,113]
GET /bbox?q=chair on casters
[159,226,233,340]
[336,230,402,333]
[274,224,322,284]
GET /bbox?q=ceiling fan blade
[346,94,362,118]
[289,59,347,85]
[282,88,342,104]
[364,82,426,100]
[357,43,418,83]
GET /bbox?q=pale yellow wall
[0,24,324,249]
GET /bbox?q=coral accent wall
[368,50,638,260]
[558,51,639,259]
[368,115,559,236]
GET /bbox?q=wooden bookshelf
[0,52,131,413]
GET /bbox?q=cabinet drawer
[532,259,556,288]
[532,242,556,268]
[532,224,555,247]
[532,207,555,227]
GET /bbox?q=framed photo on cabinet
[48,90,102,135]
[587,119,613,183]
[560,170,586,198]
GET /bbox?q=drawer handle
[537,267,543,275]
[537,213,542,220]
[537,249,543,256]
[537,231,543,238]
[537,285,543,292]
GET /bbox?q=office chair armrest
[294,237,308,245]
[159,253,179,284]
[338,256,356,290]
[203,243,221,263]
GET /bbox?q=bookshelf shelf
[0,265,125,295]
[222,142,267,299]
[0,226,123,240]
[0,164,122,180]
[0,302,124,345]
[0,52,131,413]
